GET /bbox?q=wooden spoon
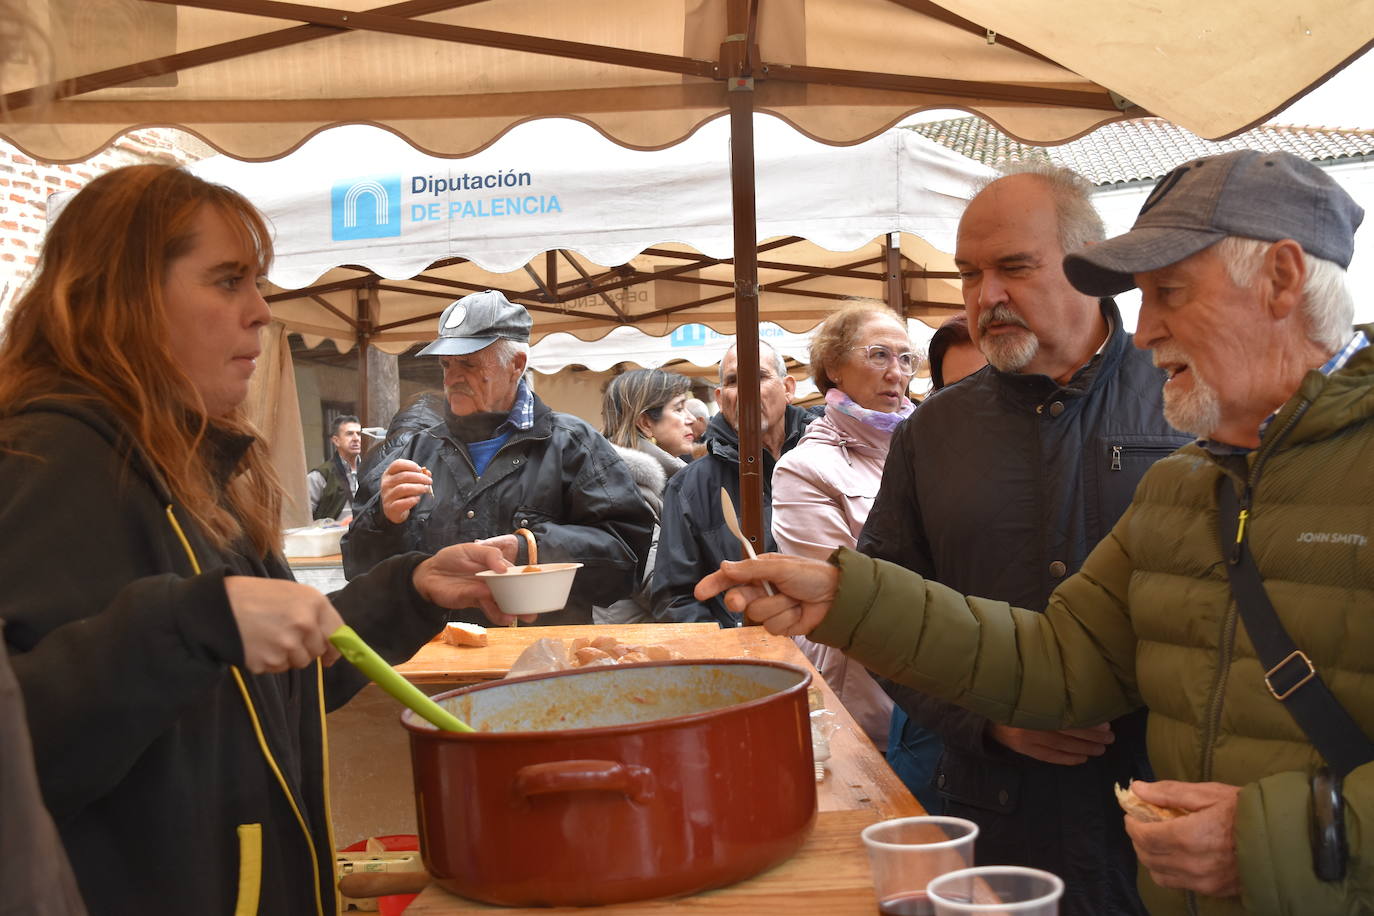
[509,527,542,627]
[719,487,775,597]
[514,526,540,570]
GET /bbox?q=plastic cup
[926,866,1064,915]
[861,816,979,916]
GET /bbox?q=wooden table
[406,810,884,915]
[396,623,721,684]
[336,624,923,914]
[287,551,344,567]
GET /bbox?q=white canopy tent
[189,113,993,356]
[16,0,1359,542]
[526,320,816,375]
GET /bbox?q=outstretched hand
[412,540,535,626]
[694,554,840,635]
[1124,779,1242,898]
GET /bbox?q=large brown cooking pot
[403,659,816,907]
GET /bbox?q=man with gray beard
[700,149,1373,916]
[858,165,1191,915]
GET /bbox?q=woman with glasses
[771,304,926,751]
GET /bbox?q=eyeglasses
[850,345,917,376]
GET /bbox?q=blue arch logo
[331,176,402,240]
[671,324,708,347]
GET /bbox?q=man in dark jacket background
[859,164,1191,915]
[651,340,813,626]
[343,290,654,625]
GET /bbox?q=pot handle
[514,759,654,804]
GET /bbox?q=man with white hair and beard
[698,149,1373,916]
[857,164,1190,915]
[343,290,653,625]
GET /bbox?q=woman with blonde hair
[770,303,939,801]
[598,368,697,622]
[0,165,520,914]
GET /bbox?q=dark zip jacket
[342,394,653,625]
[0,399,449,916]
[650,405,815,626]
[857,300,1192,916]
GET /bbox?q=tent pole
[356,285,373,427]
[885,231,905,314]
[724,1,765,593]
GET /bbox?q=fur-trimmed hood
[612,441,683,518]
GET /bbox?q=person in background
[699,148,1372,916]
[344,290,654,625]
[0,165,519,914]
[876,311,988,805]
[651,340,814,626]
[857,163,1190,915]
[307,413,362,520]
[925,314,986,390]
[770,304,940,798]
[683,396,711,459]
[596,368,697,623]
[356,391,447,500]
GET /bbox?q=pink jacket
[771,405,896,745]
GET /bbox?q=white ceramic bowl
[476,563,583,615]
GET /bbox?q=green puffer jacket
[814,331,1374,916]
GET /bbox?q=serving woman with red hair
[0,165,519,914]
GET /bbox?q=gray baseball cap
[418,289,532,357]
[1064,150,1364,296]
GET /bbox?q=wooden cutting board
[396,623,720,684]
[404,808,882,914]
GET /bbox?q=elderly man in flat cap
[344,290,653,625]
[696,150,1374,916]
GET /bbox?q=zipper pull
[1229,490,1252,564]
[1111,445,1122,471]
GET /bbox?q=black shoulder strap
[1216,476,1374,777]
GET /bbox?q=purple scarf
[825,388,914,436]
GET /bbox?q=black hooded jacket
[858,300,1192,916]
[650,405,815,626]
[0,398,448,916]
[343,393,654,625]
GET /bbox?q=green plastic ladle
[329,625,474,733]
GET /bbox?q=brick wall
[0,128,214,318]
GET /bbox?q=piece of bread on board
[440,622,488,647]
[1114,782,1186,822]
[574,646,613,666]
